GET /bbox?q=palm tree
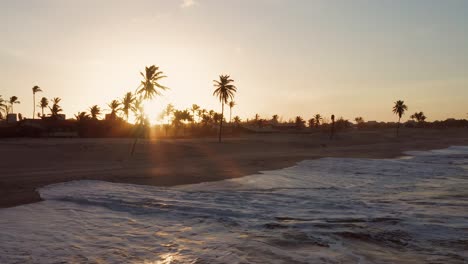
[75,112,90,122]
[107,99,121,119]
[308,118,315,128]
[32,86,42,119]
[162,104,175,136]
[9,96,20,113]
[392,100,408,136]
[49,97,63,117]
[272,114,279,124]
[39,97,48,117]
[121,92,135,122]
[131,65,169,155]
[228,101,236,123]
[198,108,207,123]
[0,95,6,117]
[190,104,200,123]
[89,105,101,120]
[354,116,365,129]
[233,116,241,127]
[314,114,322,128]
[213,75,237,142]
[295,116,305,129]
[410,112,426,123]
[136,65,168,100]
[330,114,335,139]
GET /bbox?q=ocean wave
[0,146,467,263]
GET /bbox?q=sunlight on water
[0,146,467,263]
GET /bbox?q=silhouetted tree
[39,97,48,117]
[173,109,193,135]
[89,105,101,120]
[308,118,315,128]
[330,114,335,139]
[229,101,235,123]
[295,116,305,129]
[49,98,63,117]
[132,65,169,155]
[32,86,42,119]
[9,96,20,113]
[0,95,6,117]
[190,104,200,124]
[314,114,322,128]
[233,116,241,127]
[162,104,175,136]
[354,116,365,129]
[133,98,148,127]
[272,114,279,124]
[392,100,408,136]
[75,111,90,121]
[121,92,135,122]
[198,108,207,123]
[136,65,168,100]
[213,75,237,142]
[107,99,121,119]
[410,112,426,123]
[213,112,223,125]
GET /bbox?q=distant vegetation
[0,66,467,139]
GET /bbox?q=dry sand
[1,128,467,208]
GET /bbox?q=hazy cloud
[181,0,197,8]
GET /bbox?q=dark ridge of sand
[1,128,467,208]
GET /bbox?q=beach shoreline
[1,128,467,208]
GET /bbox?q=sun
[143,100,166,125]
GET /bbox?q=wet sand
[1,128,467,208]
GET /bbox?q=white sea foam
[1,146,467,263]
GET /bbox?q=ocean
[1,146,467,263]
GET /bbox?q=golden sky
[1,0,467,122]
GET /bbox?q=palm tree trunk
[33,94,35,119]
[396,117,401,136]
[41,107,44,117]
[218,103,224,143]
[229,107,232,123]
[131,137,138,156]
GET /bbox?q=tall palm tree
[39,97,48,117]
[213,75,237,142]
[136,65,168,100]
[107,99,121,119]
[228,101,236,123]
[0,95,6,117]
[314,114,322,128]
[121,92,135,122]
[131,65,169,156]
[330,114,335,139]
[32,86,42,119]
[89,105,101,120]
[9,96,20,113]
[392,100,408,136]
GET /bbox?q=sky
[1,0,467,123]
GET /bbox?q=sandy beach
[1,128,467,208]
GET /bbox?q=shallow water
[1,146,467,263]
